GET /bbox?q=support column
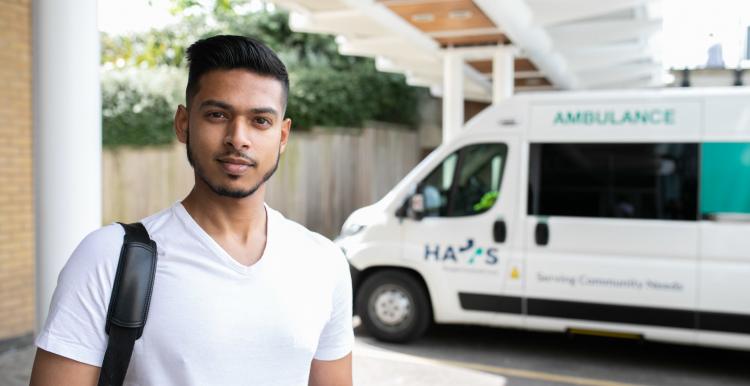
[33,0,102,331]
[492,47,515,105]
[442,49,464,143]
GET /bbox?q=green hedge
[102,67,185,147]
[287,63,419,130]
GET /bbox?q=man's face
[174,69,291,199]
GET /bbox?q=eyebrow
[249,107,279,117]
[199,99,279,117]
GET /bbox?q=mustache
[215,151,258,165]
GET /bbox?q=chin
[213,178,264,198]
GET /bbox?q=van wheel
[356,270,431,343]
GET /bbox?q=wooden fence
[103,123,419,238]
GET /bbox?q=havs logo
[424,238,498,265]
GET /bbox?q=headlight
[340,223,366,237]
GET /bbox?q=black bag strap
[98,222,157,386]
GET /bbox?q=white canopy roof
[270,0,664,101]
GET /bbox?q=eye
[254,117,272,127]
[206,111,228,121]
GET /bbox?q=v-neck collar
[173,201,274,275]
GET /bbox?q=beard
[186,130,280,199]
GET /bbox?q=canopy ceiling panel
[270,0,664,99]
[381,0,497,32]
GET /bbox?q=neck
[181,178,267,243]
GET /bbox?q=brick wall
[0,0,34,341]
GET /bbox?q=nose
[224,117,252,151]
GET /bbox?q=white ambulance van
[336,88,750,350]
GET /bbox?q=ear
[174,105,189,144]
[279,117,291,154]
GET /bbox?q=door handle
[535,222,549,246]
[493,219,506,243]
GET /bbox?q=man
[29,35,354,386]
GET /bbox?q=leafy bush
[101,67,185,147]
[288,63,419,129]
[101,7,422,147]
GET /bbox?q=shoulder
[268,207,347,269]
[63,203,175,283]
[68,223,125,267]
[53,223,124,294]
[80,222,125,247]
[140,204,178,238]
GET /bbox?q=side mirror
[407,193,425,221]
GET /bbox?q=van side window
[418,153,458,217]
[418,143,508,218]
[528,143,698,220]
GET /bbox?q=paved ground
[354,340,505,386]
[0,344,33,386]
[356,323,750,386]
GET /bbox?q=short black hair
[185,35,289,110]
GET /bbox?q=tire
[355,270,432,343]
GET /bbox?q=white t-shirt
[36,202,354,386]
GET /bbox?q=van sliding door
[524,143,699,343]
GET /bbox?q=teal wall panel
[701,143,750,215]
